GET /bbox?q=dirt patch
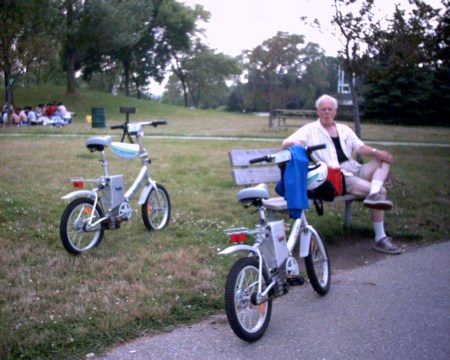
[327,238,415,273]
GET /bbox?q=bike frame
[61,122,164,227]
[219,206,317,303]
[220,145,331,342]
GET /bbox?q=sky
[150,0,444,95]
[182,0,339,57]
[151,0,339,94]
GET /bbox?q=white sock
[373,221,386,242]
[370,179,384,195]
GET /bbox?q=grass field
[1,86,449,359]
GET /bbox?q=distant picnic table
[273,109,316,128]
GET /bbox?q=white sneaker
[373,236,402,255]
[363,192,393,211]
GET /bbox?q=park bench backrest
[228,147,364,226]
[229,148,282,187]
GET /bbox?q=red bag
[327,167,343,196]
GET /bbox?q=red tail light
[230,233,247,243]
[73,181,84,188]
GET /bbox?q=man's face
[317,99,336,125]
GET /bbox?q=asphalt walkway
[97,241,450,360]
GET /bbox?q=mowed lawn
[1,110,449,359]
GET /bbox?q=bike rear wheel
[225,257,272,342]
[60,197,104,255]
[304,229,330,295]
[141,183,171,231]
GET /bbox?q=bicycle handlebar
[249,144,327,164]
[305,144,326,154]
[149,120,168,127]
[249,155,272,164]
[111,124,126,130]
[110,120,168,131]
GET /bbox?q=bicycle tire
[224,257,272,342]
[304,229,330,295]
[141,183,171,231]
[59,197,104,255]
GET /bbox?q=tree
[331,0,380,137]
[116,0,199,97]
[161,73,185,106]
[296,43,332,109]
[242,32,306,127]
[361,0,448,125]
[227,82,245,112]
[171,42,240,108]
[0,0,58,102]
[58,0,111,94]
[59,0,200,96]
[168,4,215,107]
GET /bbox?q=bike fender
[61,190,96,201]
[138,184,152,205]
[300,230,312,257]
[218,244,257,256]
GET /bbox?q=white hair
[315,94,338,110]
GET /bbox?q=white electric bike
[219,144,331,342]
[59,120,171,255]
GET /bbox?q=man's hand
[374,149,394,166]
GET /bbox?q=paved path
[97,241,450,360]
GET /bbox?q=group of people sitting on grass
[1,102,73,127]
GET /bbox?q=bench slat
[232,167,281,186]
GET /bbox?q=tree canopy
[361,0,449,125]
[1,0,448,126]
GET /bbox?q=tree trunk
[3,70,10,102]
[176,69,189,107]
[171,62,189,107]
[123,60,130,97]
[348,77,363,163]
[268,78,274,128]
[66,0,76,94]
[66,48,76,94]
[190,84,200,108]
[348,78,361,138]
[1,0,10,102]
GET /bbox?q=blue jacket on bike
[275,145,309,218]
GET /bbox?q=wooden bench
[229,148,363,226]
[273,109,316,128]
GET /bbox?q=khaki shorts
[340,160,367,192]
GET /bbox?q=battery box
[260,220,289,269]
[101,175,125,211]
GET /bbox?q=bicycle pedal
[106,218,122,230]
[287,275,305,286]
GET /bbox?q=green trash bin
[91,107,106,128]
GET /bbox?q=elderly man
[282,94,401,255]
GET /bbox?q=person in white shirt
[1,103,13,126]
[282,94,401,255]
[26,106,37,124]
[57,102,72,123]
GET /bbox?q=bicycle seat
[86,136,112,152]
[237,183,270,203]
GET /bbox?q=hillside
[2,85,449,144]
[2,85,282,138]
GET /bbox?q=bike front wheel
[304,229,330,295]
[141,183,171,231]
[59,197,104,255]
[225,257,272,342]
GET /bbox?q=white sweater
[282,119,364,173]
